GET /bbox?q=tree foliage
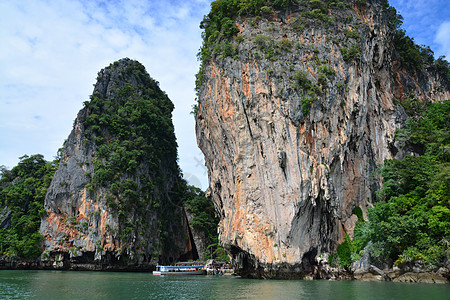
[392,14,450,80]
[196,0,300,93]
[346,100,450,267]
[82,59,182,244]
[0,155,58,258]
[182,184,228,261]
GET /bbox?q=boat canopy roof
[156,265,204,269]
[175,261,205,266]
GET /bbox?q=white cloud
[0,0,211,189]
[390,0,450,57]
[435,21,450,59]
[1,0,446,191]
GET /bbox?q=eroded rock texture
[40,59,196,270]
[195,0,449,278]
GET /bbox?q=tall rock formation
[40,58,197,270]
[195,0,449,278]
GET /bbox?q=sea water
[0,270,449,299]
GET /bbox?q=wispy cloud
[0,0,211,188]
[390,0,450,58]
[434,21,450,59]
[0,0,447,190]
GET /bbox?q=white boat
[153,264,206,275]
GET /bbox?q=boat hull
[153,270,206,275]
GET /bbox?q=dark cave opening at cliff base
[228,244,320,279]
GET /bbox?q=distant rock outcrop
[40,58,197,270]
[195,0,449,278]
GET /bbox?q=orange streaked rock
[195,0,449,279]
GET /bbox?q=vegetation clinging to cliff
[331,100,450,268]
[0,155,58,258]
[183,185,228,261]
[82,59,182,246]
[196,0,301,94]
[195,0,449,99]
[394,29,450,80]
[196,0,382,93]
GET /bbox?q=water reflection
[0,270,448,300]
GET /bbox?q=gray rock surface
[40,59,196,270]
[195,0,449,278]
[0,207,11,229]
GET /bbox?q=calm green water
[0,270,449,300]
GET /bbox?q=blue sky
[0,0,449,190]
[390,0,450,58]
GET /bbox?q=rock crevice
[40,59,196,270]
[195,0,449,278]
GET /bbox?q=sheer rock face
[184,210,206,260]
[195,1,449,278]
[40,59,195,270]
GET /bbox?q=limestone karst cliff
[40,58,197,270]
[195,0,449,278]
